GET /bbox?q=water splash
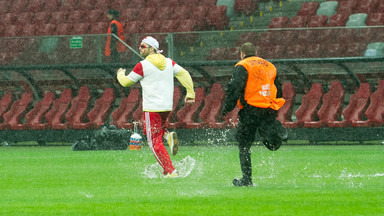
[142,156,196,179]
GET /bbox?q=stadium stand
[0,93,14,121]
[297,1,319,17]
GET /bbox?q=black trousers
[235,106,287,181]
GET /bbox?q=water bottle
[129,122,142,150]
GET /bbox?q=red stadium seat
[73,88,115,129]
[112,89,140,129]
[174,19,199,45]
[327,14,348,27]
[352,80,384,127]
[120,8,139,22]
[277,82,296,124]
[77,0,96,11]
[256,31,275,47]
[71,23,91,35]
[43,0,61,12]
[355,0,378,14]
[66,10,84,24]
[304,81,345,128]
[93,0,113,10]
[137,8,157,21]
[163,0,181,7]
[125,21,143,34]
[209,106,240,128]
[60,86,91,129]
[186,83,225,129]
[226,47,240,60]
[199,0,217,6]
[316,29,335,45]
[3,25,22,37]
[307,43,322,58]
[179,0,200,7]
[328,83,371,127]
[190,6,209,30]
[307,15,328,27]
[32,12,52,24]
[297,1,319,17]
[325,43,346,57]
[60,0,79,11]
[9,0,29,13]
[145,0,165,8]
[28,0,46,13]
[344,42,366,57]
[15,13,33,25]
[206,47,228,61]
[236,32,259,46]
[171,6,191,20]
[140,20,161,33]
[285,44,305,58]
[235,0,258,16]
[283,83,323,128]
[89,22,108,34]
[261,45,285,59]
[168,87,205,129]
[288,16,307,28]
[36,24,56,36]
[159,20,179,33]
[336,0,358,16]
[111,0,130,9]
[56,23,73,35]
[0,93,14,121]
[24,92,55,130]
[296,29,316,45]
[128,0,147,8]
[206,5,230,30]
[166,86,183,126]
[132,99,144,128]
[157,7,174,21]
[1,92,34,130]
[2,13,16,25]
[20,25,38,36]
[376,2,384,14]
[46,89,72,129]
[366,13,384,26]
[0,1,10,14]
[50,11,68,24]
[84,10,104,23]
[269,16,289,28]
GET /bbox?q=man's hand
[117,68,126,75]
[184,97,195,104]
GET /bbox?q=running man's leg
[144,111,176,174]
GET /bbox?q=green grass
[1,145,384,216]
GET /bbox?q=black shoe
[263,139,281,151]
[233,178,253,187]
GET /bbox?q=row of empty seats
[2,80,384,131]
[0,0,218,14]
[278,80,384,128]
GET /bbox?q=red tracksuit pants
[143,111,175,175]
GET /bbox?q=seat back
[112,88,140,123]
[199,83,225,123]
[277,82,296,122]
[45,88,72,125]
[87,88,115,125]
[365,80,384,122]
[295,83,323,122]
[65,86,91,124]
[166,86,183,124]
[4,92,33,125]
[317,81,345,122]
[26,92,54,124]
[342,83,371,122]
[0,93,13,120]
[176,87,205,125]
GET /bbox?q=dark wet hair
[108,9,119,19]
[240,42,256,56]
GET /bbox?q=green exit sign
[70,36,83,48]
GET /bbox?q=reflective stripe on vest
[236,56,285,110]
[105,20,127,56]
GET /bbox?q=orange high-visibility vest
[236,56,285,110]
[105,20,127,56]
